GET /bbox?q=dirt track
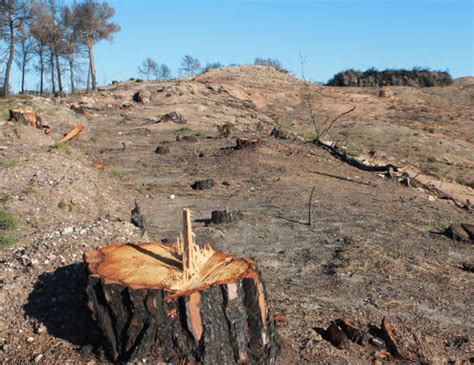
[0,66,473,363]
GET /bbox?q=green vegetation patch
[111,170,124,178]
[50,142,71,155]
[0,209,18,230]
[176,127,208,138]
[0,192,12,203]
[0,234,18,250]
[0,209,18,250]
[136,186,146,194]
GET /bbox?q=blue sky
[9,0,474,90]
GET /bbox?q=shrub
[327,68,453,87]
[201,62,223,73]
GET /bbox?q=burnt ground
[0,66,473,364]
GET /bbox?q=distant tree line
[137,56,225,80]
[136,56,287,80]
[327,68,453,87]
[138,58,171,81]
[254,57,286,72]
[0,0,120,97]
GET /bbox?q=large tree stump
[84,209,279,364]
[9,109,51,134]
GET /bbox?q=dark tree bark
[191,179,215,190]
[55,48,63,96]
[86,62,91,93]
[85,272,279,364]
[20,54,26,93]
[2,17,15,97]
[38,46,44,94]
[84,218,280,365]
[49,47,56,95]
[211,209,243,224]
[68,54,75,94]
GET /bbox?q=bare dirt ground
[0,66,472,364]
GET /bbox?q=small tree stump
[9,109,51,134]
[211,209,243,224]
[154,145,170,154]
[84,209,279,364]
[191,179,215,190]
[133,90,151,103]
[270,127,288,140]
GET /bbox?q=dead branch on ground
[307,170,374,186]
[308,186,316,227]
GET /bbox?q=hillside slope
[0,66,472,363]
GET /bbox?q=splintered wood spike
[182,208,194,280]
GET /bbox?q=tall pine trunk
[87,39,97,91]
[50,48,56,95]
[39,47,44,94]
[68,54,75,94]
[86,63,91,93]
[55,48,63,96]
[2,17,15,98]
[21,55,26,94]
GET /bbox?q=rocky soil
[0,66,472,364]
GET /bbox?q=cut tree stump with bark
[9,109,51,135]
[84,208,280,364]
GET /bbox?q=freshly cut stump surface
[84,210,279,364]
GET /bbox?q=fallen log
[59,123,85,144]
[84,208,280,364]
[410,177,471,210]
[314,139,398,173]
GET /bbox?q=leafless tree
[299,52,355,142]
[30,1,50,94]
[42,0,67,96]
[0,0,30,97]
[14,23,34,93]
[138,57,157,81]
[156,64,171,80]
[61,4,82,93]
[72,1,120,92]
[180,55,200,77]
